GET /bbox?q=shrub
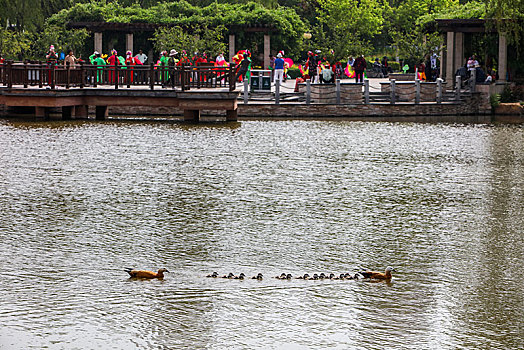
[490,93,501,109]
[500,85,514,103]
[388,61,400,72]
[287,66,301,79]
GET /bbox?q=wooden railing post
[7,60,13,89]
[38,61,43,88]
[114,63,119,90]
[149,63,154,90]
[126,66,131,89]
[181,65,186,91]
[50,63,56,90]
[93,65,98,88]
[229,65,235,91]
[79,61,85,88]
[66,61,71,89]
[23,60,28,88]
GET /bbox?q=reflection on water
[0,120,523,349]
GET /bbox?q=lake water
[0,119,523,349]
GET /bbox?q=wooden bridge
[0,61,240,122]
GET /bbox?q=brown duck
[358,266,395,280]
[125,268,169,279]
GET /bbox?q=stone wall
[381,82,438,102]
[340,84,363,104]
[238,92,492,123]
[298,83,363,104]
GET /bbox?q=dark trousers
[355,70,364,83]
[235,69,247,82]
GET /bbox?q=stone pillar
[95,106,108,120]
[126,33,133,54]
[229,35,235,63]
[264,34,270,69]
[35,107,49,120]
[446,31,454,83]
[498,34,507,82]
[226,109,238,122]
[75,105,88,119]
[454,32,464,75]
[440,34,446,80]
[94,32,103,53]
[62,106,73,120]
[183,109,200,122]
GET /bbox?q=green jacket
[93,57,106,68]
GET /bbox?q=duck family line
[125,267,395,280]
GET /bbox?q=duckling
[319,273,326,280]
[328,273,335,280]
[275,273,287,279]
[221,272,235,279]
[252,273,263,280]
[234,273,245,280]
[311,273,319,280]
[335,273,345,280]
[296,273,310,280]
[206,272,218,278]
[124,268,169,279]
[344,273,353,280]
[285,273,292,280]
[353,273,363,280]
[359,267,395,280]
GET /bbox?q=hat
[111,49,117,55]
[94,51,100,55]
[277,53,282,58]
[170,49,178,56]
[126,50,132,55]
[49,45,55,51]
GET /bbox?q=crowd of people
[1,45,495,88]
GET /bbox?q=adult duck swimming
[125,268,169,279]
[358,267,395,280]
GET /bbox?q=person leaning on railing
[64,50,77,67]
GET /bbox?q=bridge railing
[0,61,236,91]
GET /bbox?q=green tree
[30,25,90,59]
[485,0,524,46]
[151,25,227,59]
[0,28,32,59]
[314,0,384,60]
[0,0,71,31]
[386,0,457,62]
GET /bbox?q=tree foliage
[314,0,384,60]
[0,28,32,59]
[486,0,524,46]
[151,25,227,59]
[0,0,71,31]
